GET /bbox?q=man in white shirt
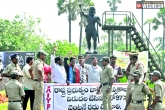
[22,57,34,110]
[81,55,102,83]
[50,47,69,84]
[75,55,88,83]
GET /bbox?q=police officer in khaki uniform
[124,70,152,110]
[5,70,25,110]
[0,56,3,81]
[97,57,114,110]
[2,53,23,77]
[29,50,46,110]
[150,71,165,110]
[125,52,145,110]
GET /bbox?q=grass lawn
[0,90,43,110]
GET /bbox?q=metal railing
[102,11,164,73]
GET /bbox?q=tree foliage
[57,0,94,21]
[43,40,79,64]
[0,13,47,51]
[0,14,79,65]
[107,0,122,11]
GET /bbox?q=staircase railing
[130,12,164,73]
[102,11,164,74]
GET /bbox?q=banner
[113,50,148,72]
[0,52,35,69]
[44,83,128,110]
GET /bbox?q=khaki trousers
[126,81,133,110]
[8,102,23,110]
[130,103,145,110]
[153,102,164,110]
[33,81,44,110]
[102,85,112,110]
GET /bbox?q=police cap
[150,70,161,77]
[10,53,19,59]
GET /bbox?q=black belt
[102,83,109,86]
[158,100,162,103]
[9,100,21,102]
[33,79,44,82]
[132,100,143,104]
[33,79,39,81]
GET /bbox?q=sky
[0,0,164,47]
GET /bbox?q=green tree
[0,13,47,51]
[43,40,79,64]
[152,8,165,51]
[57,0,94,42]
[107,0,122,12]
[152,8,165,72]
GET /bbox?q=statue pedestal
[82,54,108,67]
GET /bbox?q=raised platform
[102,25,133,30]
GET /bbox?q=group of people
[0,48,164,110]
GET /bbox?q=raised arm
[50,46,57,67]
[64,51,72,68]
[81,55,90,67]
[81,12,87,18]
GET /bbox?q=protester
[81,55,102,83]
[22,57,34,110]
[110,55,123,83]
[5,70,25,110]
[50,47,69,84]
[124,70,152,110]
[64,51,80,83]
[75,55,88,83]
[2,53,23,77]
[44,64,51,83]
[29,50,46,110]
[97,57,114,110]
[150,71,165,110]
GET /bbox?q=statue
[80,6,101,54]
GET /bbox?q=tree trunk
[68,1,71,43]
[148,23,151,49]
[79,14,83,54]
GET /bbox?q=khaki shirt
[30,59,44,79]
[5,79,25,100]
[2,62,22,75]
[154,79,165,101]
[129,82,150,101]
[128,61,144,81]
[100,64,114,84]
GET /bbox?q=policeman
[0,56,3,81]
[0,56,3,73]
[124,70,152,110]
[150,70,165,110]
[5,70,25,110]
[97,57,114,110]
[125,52,145,110]
[29,50,46,110]
[2,53,23,77]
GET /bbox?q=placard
[44,83,128,110]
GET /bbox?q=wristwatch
[108,86,111,89]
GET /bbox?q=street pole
[141,0,144,39]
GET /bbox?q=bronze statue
[80,6,101,54]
